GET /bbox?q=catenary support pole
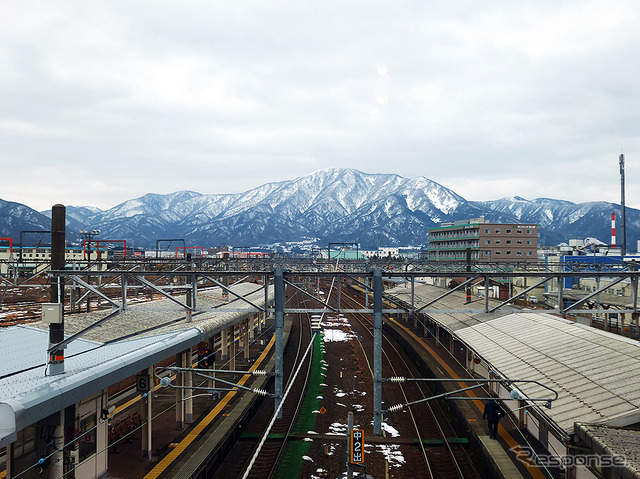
[373,268,383,435]
[121,273,127,311]
[620,154,627,256]
[274,267,284,417]
[485,275,490,312]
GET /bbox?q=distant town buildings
[0,246,103,275]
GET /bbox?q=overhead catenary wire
[389,293,556,479]
[241,331,317,479]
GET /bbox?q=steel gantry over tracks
[44,263,640,434]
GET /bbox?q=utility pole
[49,205,65,375]
[48,205,65,479]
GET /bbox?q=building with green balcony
[427,218,539,262]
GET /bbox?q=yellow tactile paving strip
[143,333,275,479]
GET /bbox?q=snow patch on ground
[310,468,328,479]
[376,444,406,467]
[328,422,347,435]
[323,329,354,342]
[382,422,400,437]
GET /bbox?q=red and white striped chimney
[611,212,616,248]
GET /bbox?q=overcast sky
[2,1,640,211]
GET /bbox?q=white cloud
[1,0,640,210]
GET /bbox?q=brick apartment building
[426,218,539,262]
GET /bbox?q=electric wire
[389,285,556,479]
[240,331,317,479]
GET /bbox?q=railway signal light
[198,347,213,368]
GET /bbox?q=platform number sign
[136,373,151,392]
[351,429,364,464]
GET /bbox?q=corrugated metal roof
[455,313,640,433]
[387,282,640,435]
[28,283,269,342]
[1,325,100,378]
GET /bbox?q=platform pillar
[48,411,64,479]
[5,442,13,478]
[230,325,236,372]
[518,400,526,429]
[175,353,184,430]
[184,349,193,423]
[142,366,153,460]
[244,320,250,360]
[263,274,269,331]
[221,328,229,360]
[373,268,383,435]
[209,336,216,392]
[175,353,184,431]
[249,315,255,340]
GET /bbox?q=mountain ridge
[1,168,636,248]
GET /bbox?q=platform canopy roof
[0,283,272,447]
[386,282,640,436]
[456,313,640,434]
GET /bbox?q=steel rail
[338,285,471,479]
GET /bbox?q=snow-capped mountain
[474,196,639,246]
[0,198,53,241]
[3,168,639,247]
[68,168,481,246]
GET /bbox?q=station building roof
[0,282,272,448]
[574,423,640,478]
[386,282,640,437]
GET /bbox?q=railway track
[212,287,313,479]
[332,282,479,479]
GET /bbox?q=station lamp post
[80,229,101,261]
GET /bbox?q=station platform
[103,321,279,479]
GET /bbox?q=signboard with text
[351,429,364,463]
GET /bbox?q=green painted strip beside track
[413,438,470,445]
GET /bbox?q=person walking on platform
[483,399,504,439]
